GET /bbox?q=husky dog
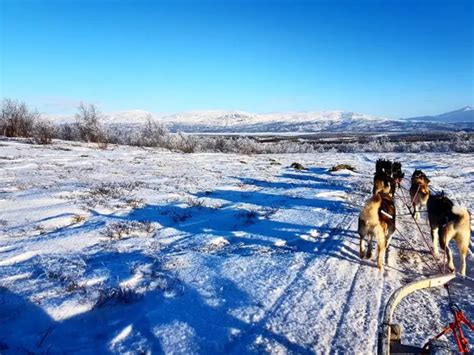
[373,159,404,196]
[427,193,471,276]
[410,170,430,220]
[358,192,396,270]
[373,159,393,195]
[390,162,405,196]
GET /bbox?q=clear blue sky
[1,0,473,118]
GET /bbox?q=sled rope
[393,225,438,272]
[396,185,444,273]
[398,182,474,351]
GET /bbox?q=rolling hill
[48,107,474,134]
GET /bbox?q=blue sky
[1,0,473,118]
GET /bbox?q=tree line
[1,98,473,153]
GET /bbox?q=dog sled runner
[378,273,474,354]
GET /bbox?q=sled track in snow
[227,202,359,353]
[329,251,385,352]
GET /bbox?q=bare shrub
[32,119,56,144]
[82,181,144,207]
[172,211,192,223]
[57,123,79,141]
[140,116,169,147]
[89,181,142,199]
[172,132,199,153]
[75,103,106,143]
[38,255,87,293]
[102,221,156,240]
[94,286,141,308]
[238,210,259,225]
[0,99,39,138]
[185,197,206,208]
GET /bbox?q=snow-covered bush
[102,221,156,240]
[139,117,169,147]
[32,119,56,144]
[0,99,38,138]
[74,103,106,143]
[171,132,199,153]
[57,122,80,141]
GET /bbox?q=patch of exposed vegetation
[71,214,87,224]
[329,164,356,172]
[36,255,87,294]
[102,221,156,240]
[81,181,145,208]
[290,162,306,170]
[94,286,141,308]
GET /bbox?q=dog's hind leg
[358,218,367,258]
[456,232,470,276]
[366,233,374,259]
[375,227,385,270]
[440,233,455,273]
[359,235,366,259]
[459,243,468,276]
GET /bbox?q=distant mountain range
[404,106,473,123]
[48,106,474,134]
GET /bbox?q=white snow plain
[0,139,473,353]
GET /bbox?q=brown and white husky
[427,193,471,276]
[410,170,430,220]
[358,192,396,270]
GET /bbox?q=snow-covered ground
[0,139,473,353]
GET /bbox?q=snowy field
[0,139,473,354]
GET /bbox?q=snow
[0,139,473,353]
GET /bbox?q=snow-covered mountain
[405,106,474,123]
[48,108,474,134]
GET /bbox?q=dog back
[379,193,396,235]
[427,193,455,228]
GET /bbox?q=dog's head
[391,161,404,182]
[375,159,393,176]
[411,169,430,185]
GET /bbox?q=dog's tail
[452,206,474,257]
[452,205,470,221]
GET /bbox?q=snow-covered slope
[406,106,474,123]
[48,109,474,133]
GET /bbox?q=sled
[378,273,471,354]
